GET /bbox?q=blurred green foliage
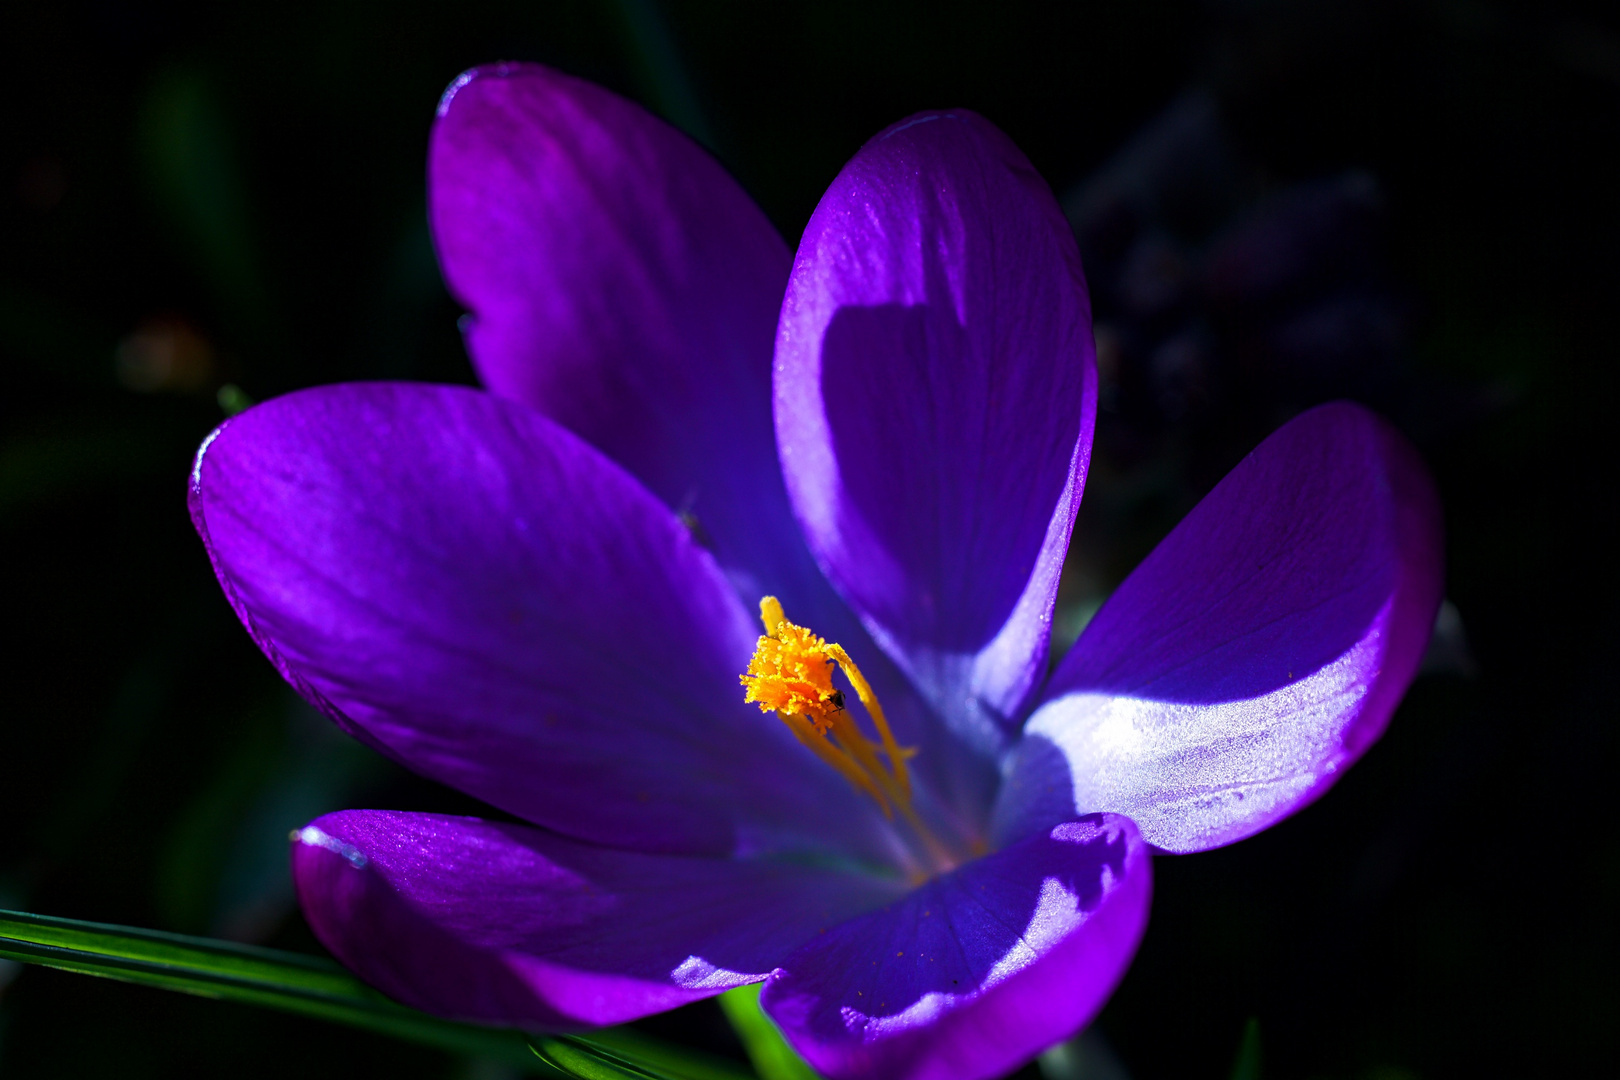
[1228,1019,1260,1080]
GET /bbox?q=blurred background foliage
[1,0,1616,1077]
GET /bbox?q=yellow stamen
[741,603,844,733]
[826,642,913,799]
[741,596,950,867]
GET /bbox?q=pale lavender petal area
[996,402,1444,854]
[190,382,893,861]
[431,63,813,614]
[292,810,903,1028]
[760,815,1150,1080]
[775,110,1098,757]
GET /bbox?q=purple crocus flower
[187,64,1443,1080]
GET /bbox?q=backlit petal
[761,815,1150,1080]
[293,810,901,1028]
[775,111,1097,757]
[997,403,1444,853]
[430,65,993,829]
[432,63,816,618]
[191,382,891,860]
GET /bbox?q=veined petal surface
[760,815,1150,1080]
[190,382,891,860]
[775,110,1097,756]
[431,63,817,615]
[292,810,902,1028]
[429,64,987,829]
[997,403,1444,853]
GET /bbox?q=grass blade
[0,909,750,1080]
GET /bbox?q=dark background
[2,1,1615,1077]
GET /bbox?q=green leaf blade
[0,908,751,1080]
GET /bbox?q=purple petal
[292,810,902,1028]
[431,63,818,616]
[760,815,1151,1080]
[431,70,1004,835]
[190,382,892,860]
[774,111,1098,756]
[997,403,1444,854]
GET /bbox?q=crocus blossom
[187,63,1443,1080]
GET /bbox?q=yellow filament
[776,711,889,809]
[826,643,913,799]
[741,596,950,867]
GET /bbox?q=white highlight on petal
[1016,603,1391,853]
[293,825,369,869]
[190,424,224,490]
[668,955,753,991]
[437,70,477,117]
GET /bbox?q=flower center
[741,597,951,868]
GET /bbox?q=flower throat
[741,597,951,869]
